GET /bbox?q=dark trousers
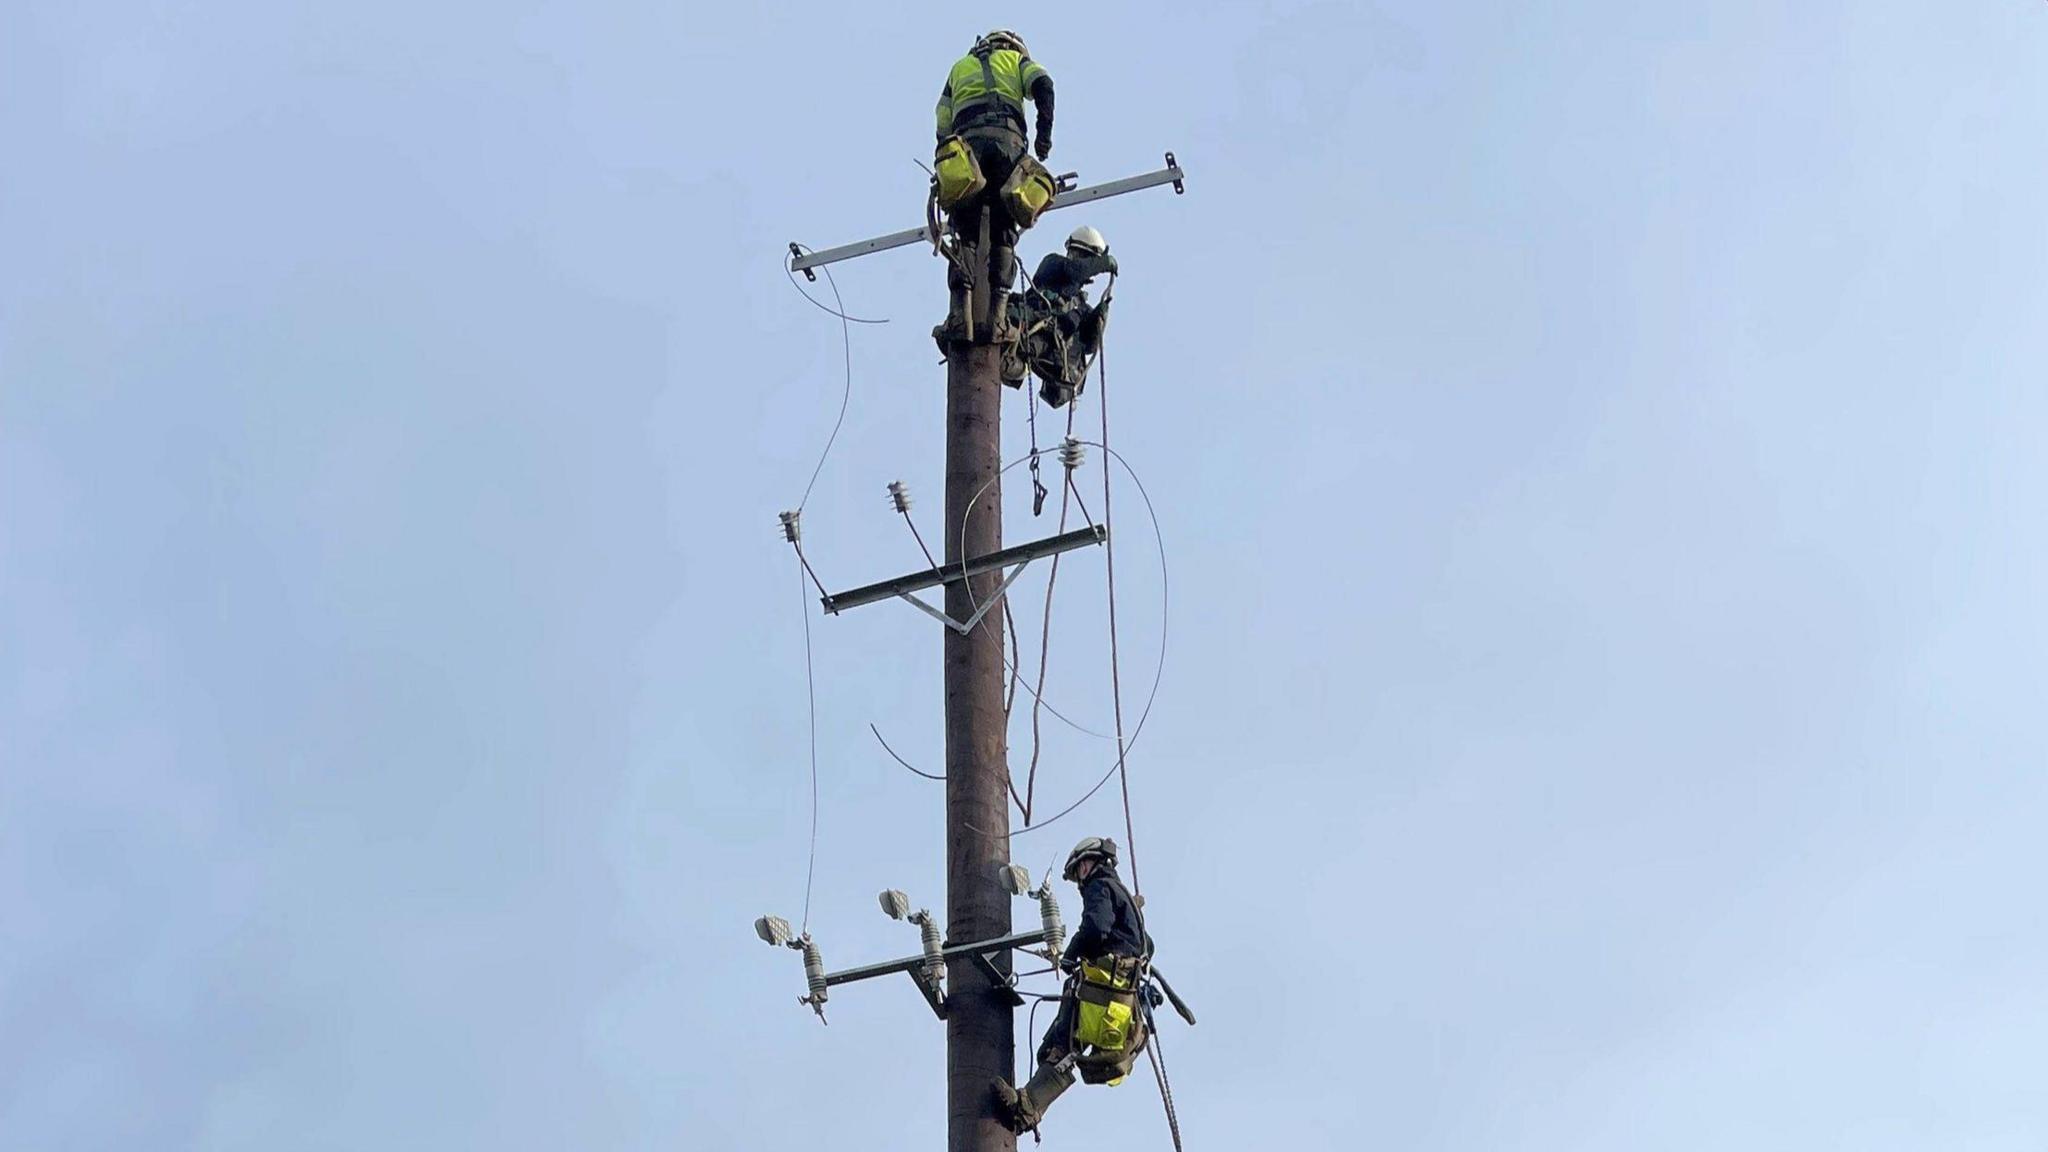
[945,124,1027,295]
[1036,986,1078,1065]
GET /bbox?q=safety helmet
[1065,225,1109,259]
[1062,836,1117,880]
[976,29,1029,57]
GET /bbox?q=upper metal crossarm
[820,525,1106,616]
[789,155,1187,274]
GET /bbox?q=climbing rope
[1028,387,1048,517]
[1023,408,1082,823]
[1147,1016,1186,1152]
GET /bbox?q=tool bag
[1001,154,1058,229]
[933,135,986,211]
[1073,956,1143,1054]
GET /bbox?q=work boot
[996,1056,1076,1133]
[992,1078,1023,1128]
[985,243,1021,345]
[986,289,1018,346]
[932,285,973,352]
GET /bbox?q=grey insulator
[778,509,801,544]
[800,935,827,1008]
[1037,886,1065,959]
[912,911,947,984]
[888,480,913,514]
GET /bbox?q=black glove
[1143,982,1165,1009]
[1034,130,1052,161]
[1058,953,1080,974]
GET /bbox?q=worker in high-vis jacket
[996,836,1154,1135]
[933,29,1055,346]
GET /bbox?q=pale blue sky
[5,3,2047,1149]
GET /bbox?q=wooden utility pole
[942,336,1016,1152]
[777,152,1181,1152]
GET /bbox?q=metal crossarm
[823,930,1047,988]
[820,525,1106,616]
[790,154,1187,275]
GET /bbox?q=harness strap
[955,50,1027,132]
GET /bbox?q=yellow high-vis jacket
[936,49,1054,140]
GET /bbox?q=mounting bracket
[896,556,1035,635]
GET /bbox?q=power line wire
[869,722,944,781]
[1096,335,1140,893]
[997,445,1168,839]
[783,249,878,513]
[795,553,821,933]
[961,441,1170,842]
[957,444,1163,746]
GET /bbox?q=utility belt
[951,98,1028,137]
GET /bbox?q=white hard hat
[1063,836,1117,880]
[1065,226,1109,258]
[978,29,1029,56]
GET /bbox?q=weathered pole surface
[944,335,1016,1152]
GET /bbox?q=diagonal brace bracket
[899,558,1033,635]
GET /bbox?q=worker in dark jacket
[934,29,1055,346]
[1030,225,1117,298]
[1003,225,1117,406]
[997,836,1153,1134]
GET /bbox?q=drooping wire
[1003,598,1022,723]
[952,444,1161,745]
[870,722,944,781]
[783,247,882,513]
[775,247,890,933]
[783,245,891,326]
[958,441,1170,841]
[795,552,821,933]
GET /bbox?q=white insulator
[888,480,913,514]
[1058,438,1085,472]
[778,509,801,544]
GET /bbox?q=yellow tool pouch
[933,136,985,211]
[1001,155,1058,229]
[1073,960,1140,1053]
